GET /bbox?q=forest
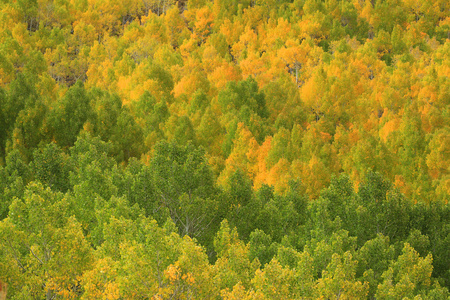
[0,0,449,298]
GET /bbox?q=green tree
[10,97,49,160]
[131,91,169,149]
[31,143,72,192]
[0,87,8,160]
[1,73,44,160]
[356,234,396,297]
[218,77,268,121]
[0,165,25,220]
[196,107,224,156]
[126,161,169,223]
[223,169,255,240]
[47,81,92,149]
[173,115,197,145]
[251,258,300,299]
[150,141,219,245]
[82,216,178,299]
[248,229,277,266]
[356,171,412,246]
[315,251,369,299]
[376,243,449,299]
[67,134,120,235]
[213,220,260,291]
[111,107,144,161]
[0,183,93,299]
[88,88,122,143]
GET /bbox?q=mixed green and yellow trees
[0,0,449,298]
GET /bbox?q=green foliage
[218,77,268,141]
[376,243,449,299]
[248,229,277,266]
[126,160,163,220]
[89,88,122,142]
[150,141,219,246]
[356,171,413,245]
[31,143,72,192]
[47,81,91,148]
[112,107,144,161]
[0,0,449,298]
[0,165,25,220]
[356,234,395,297]
[224,169,254,239]
[0,183,93,299]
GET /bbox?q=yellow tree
[173,57,210,99]
[376,243,449,299]
[37,0,74,29]
[218,123,259,187]
[164,5,189,48]
[161,236,216,298]
[315,252,369,299]
[252,137,271,190]
[292,154,330,199]
[213,220,260,292]
[251,259,299,299]
[0,183,93,299]
[426,129,450,181]
[278,39,312,86]
[301,66,329,122]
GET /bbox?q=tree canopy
[0,0,449,298]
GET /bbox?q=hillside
[0,0,449,298]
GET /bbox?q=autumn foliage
[0,0,449,298]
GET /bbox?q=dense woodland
[0,0,449,298]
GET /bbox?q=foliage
[0,0,449,298]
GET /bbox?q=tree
[0,87,8,160]
[301,66,328,122]
[67,134,121,235]
[126,161,168,223]
[222,168,253,235]
[266,127,291,168]
[0,183,93,299]
[261,73,305,130]
[196,107,224,156]
[172,115,197,145]
[161,235,216,298]
[278,38,312,86]
[0,163,25,220]
[163,5,188,48]
[376,243,449,299]
[315,252,369,299]
[1,73,41,160]
[303,228,358,280]
[356,234,395,297]
[150,141,219,244]
[10,96,49,161]
[0,25,28,84]
[82,216,179,299]
[213,220,260,291]
[356,171,412,246]
[319,174,358,232]
[47,81,92,149]
[251,258,299,299]
[218,122,259,187]
[31,143,72,192]
[426,128,450,182]
[111,107,144,161]
[88,88,122,142]
[131,91,169,149]
[173,60,210,99]
[218,77,267,120]
[248,229,277,266]
[372,0,407,34]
